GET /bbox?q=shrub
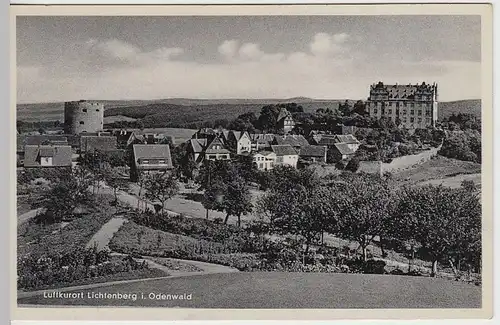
[17,246,149,290]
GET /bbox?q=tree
[105,170,129,203]
[352,100,367,116]
[34,168,93,224]
[200,161,253,226]
[256,105,281,132]
[143,172,179,215]
[394,184,481,276]
[330,174,396,261]
[258,169,336,253]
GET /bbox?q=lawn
[389,155,481,186]
[17,195,117,257]
[17,272,481,308]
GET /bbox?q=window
[159,160,165,164]
[411,103,415,108]
[259,163,263,169]
[96,109,100,112]
[374,109,378,114]
[388,109,392,115]
[426,110,431,116]
[396,102,400,108]
[403,102,407,107]
[418,118,422,123]
[410,117,415,123]
[418,110,422,116]
[402,110,406,115]
[82,108,87,112]
[79,121,84,125]
[208,155,216,160]
[410,110,415,115]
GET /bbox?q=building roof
[334,143,357,156]
[189,138,208,153]
[271,144,298,156]
[254,150,276,157]
[24,145,72,167]
[132,144,173,168]
[80,135,117,152]
[274,135,309,147]
[250,133,276,142]
[299,145,327,157]
[277,108,292,121]
[205,137,230,154]
[369,82,437,100]
[17,135,69,151]
[316,134,359,146]
[334,134,359,144]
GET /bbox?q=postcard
[10,3,493,321]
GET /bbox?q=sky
[16,15,481,103]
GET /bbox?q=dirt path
[85,216,128,251]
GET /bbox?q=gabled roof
[132,144,173,168]
[205,137,230,154]
[334,143,357,155]
[334,134,359,144]
[276,108,292,121]
[316,134,360,146]
[18,135,69,151]
[274,135,309,147]
[299,145,327,157]
[189,138,208,153]
[271,144,298,156]
[24,145,72,167]
[80,135,117,152]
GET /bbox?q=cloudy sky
[17,15,481,103]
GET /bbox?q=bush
[17,246,149,290]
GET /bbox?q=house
[276,107,295,134]
[330,143,358,162]
[204,137,231,161]
[187,136,231,163]
[130,144,173,181]
[298,145,327,163]
[314,134,361,152]
[227,131,252,155]
[271,144,299,168]
[273,134,310,150]
[252,151,277,171]
[23,145,72,168]
[17,135,70,167]
[249,133,275,152]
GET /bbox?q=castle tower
[64,100,104,134]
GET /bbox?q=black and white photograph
[11,3,493,319]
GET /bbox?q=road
[17,272,481,308]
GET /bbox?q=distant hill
[16,98,481,124]
[438,99,481,120]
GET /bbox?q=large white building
[365,82,438,129]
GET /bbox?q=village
[16,82,483,307]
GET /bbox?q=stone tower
[64,100,104,134]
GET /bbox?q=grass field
[389,155,481,186]
[17,272,481,308]
[17,196,117,257]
